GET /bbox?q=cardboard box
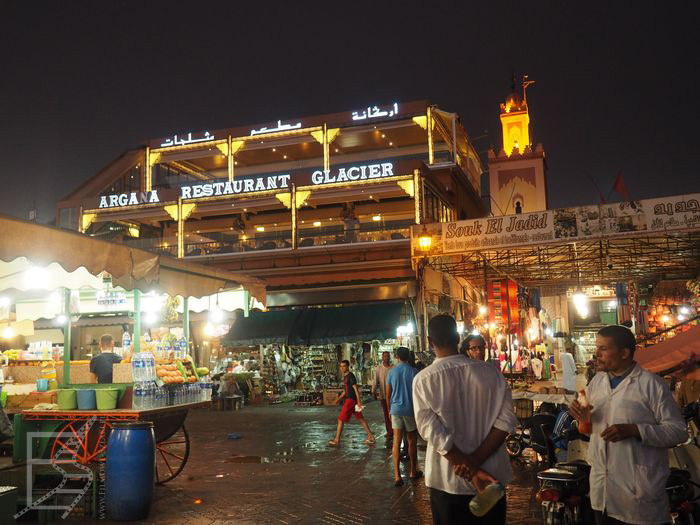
[323,388,343,406]
[112,363,132,383]
[6,391,57,410]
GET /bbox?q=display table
[512,390,576,404]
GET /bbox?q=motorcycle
[536,462,699,524]
[506,412,558,466]
[536,460,591,525]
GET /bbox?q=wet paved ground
[128,402,542,525]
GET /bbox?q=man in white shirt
[571,325,687,525]
[371,351,394,442]
[413,315,517,524]
[560,347,577,393]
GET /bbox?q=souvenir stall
[222,301,416,404]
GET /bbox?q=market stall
[0,214,265,490]
[221,301,417,404]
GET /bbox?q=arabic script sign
[411,193,700,256]
[160,131,215,148]
[351,103,399,121]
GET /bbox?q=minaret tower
[488,74,548,215]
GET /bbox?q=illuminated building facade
[57,101,484,322]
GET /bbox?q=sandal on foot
[394,478,404,487]
[364,437,376,445]
[409,471,424,480]
[328,440,339,447]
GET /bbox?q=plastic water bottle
[131,354,140,382]
[133,382,143,410]
[145,353,154,381]
[469,482,505,517]
[122,331,131,351]
[180,338,188,358]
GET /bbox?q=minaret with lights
[488,74,548,215]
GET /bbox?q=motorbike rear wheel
[506,434,524,457]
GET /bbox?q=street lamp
[418,226,432,251]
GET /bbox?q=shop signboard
[98,190,161,209]
[178,158,421,201]
[412,192,700,257]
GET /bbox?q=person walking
[385,346,421,486]
[413,315,517,524]
[371,350,394,443]
[531,352,543,380]
[560,347,577,393]
[329,360,375,447]
[570,325,687,525]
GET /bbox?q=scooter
[506,412,557,465]
[667,467,700,525]
[537,462,699,524]
[536,460,591,525]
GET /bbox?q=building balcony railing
[121,220,413,258]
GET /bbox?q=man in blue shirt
[386,346,421,486]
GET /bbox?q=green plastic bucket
[96,388,119,410]
[57,389,77,410]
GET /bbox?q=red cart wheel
[50,418,112,465]
[155,424,190,484]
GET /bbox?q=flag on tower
[612,172,631,201]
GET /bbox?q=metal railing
[117,221,412,257]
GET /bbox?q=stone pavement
[98,402,541,524]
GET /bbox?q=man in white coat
[571,325,687,525]
[560,347,577,393]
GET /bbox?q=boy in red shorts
[329,360,375,446]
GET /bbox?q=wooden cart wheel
[50,419,111,465]
[155,424,190,484]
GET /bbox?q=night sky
[1,1,698,223]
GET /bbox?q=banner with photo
[411,193,700,257]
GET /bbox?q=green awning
[223,301,407,346]
[223,309,304,346]
[306,301,405,345]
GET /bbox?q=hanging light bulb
[572,292,589,318]
[210,307,224,323]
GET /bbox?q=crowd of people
[327,315,692,525]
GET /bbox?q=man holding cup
[570,325,687,525]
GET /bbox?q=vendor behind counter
[90,334,123,384]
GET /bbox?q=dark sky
[1,1,698,222]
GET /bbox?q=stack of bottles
[132,352,165,410]
[132,354,213,409]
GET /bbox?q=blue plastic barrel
[76,389,96,409]
[106,421,155,521]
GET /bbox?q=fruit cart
[20,401,206,484]
[0,215,265,498]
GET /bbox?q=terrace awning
[223,301,407,346]
[636,323,700,374]
[223,309,305,346]
[305,301,405,345]
[0,213,265,304]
